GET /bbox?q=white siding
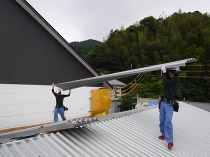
[0,84,100,130]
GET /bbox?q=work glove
[161,66,166,73]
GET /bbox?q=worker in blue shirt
[52,85,71,122]
[159,66,180,148]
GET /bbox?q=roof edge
[0,106,156,144]
[16,0,100,77]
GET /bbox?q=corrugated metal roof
[0,102,209,157]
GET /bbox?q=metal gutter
[0,118,96,144]
[55,58,196,90]
[0,106,155,144]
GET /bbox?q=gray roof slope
[185,101,210,112]
[137,98,210,112]
[16,0,99,77]
[3,0,110,87]
[0,102,210,157]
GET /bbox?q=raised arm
[62,89,71,98]
[52,84,56,96]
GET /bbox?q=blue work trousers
[54,107,66,122]
[159,101,174,143]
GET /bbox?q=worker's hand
[161,66,166,73]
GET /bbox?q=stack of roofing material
[55,58,196,90]
[0,102,209,156]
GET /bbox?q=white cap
[56,88,61,93]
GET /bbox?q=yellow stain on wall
[91,89,112,117]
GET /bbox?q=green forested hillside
[86,11,210,102]
[70,39,102,58]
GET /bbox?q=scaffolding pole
[55,58,196,90]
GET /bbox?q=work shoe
[168,142,173,148]
[159,135,165,140]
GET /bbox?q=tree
[70,39,102,58]
[140,16,158,38]
[162,55,170,63]
[154,51,161,64]
[84,11,210,103]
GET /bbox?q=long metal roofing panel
[0,102,209,157]
[55,58,196,90]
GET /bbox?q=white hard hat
[56,88,61,93]
[167,67,180,74]
[169,67,180,72]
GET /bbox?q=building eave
[15,0,100,78]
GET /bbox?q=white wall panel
[0,84,100,130]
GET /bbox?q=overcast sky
[26,0,210,43]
